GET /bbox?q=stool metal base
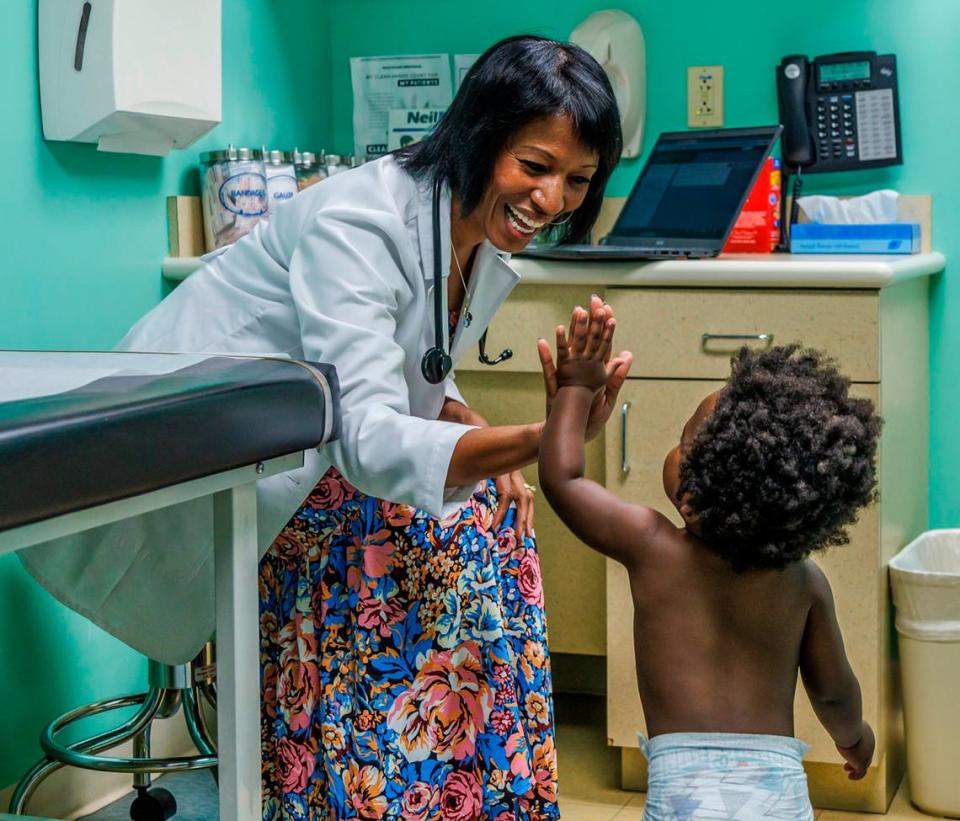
[9,648,217,816]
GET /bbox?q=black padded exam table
[0,351,340,820]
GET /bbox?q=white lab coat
[20,155,522,664]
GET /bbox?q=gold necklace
[451,243,473,328]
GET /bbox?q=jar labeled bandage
[199,146,268,251]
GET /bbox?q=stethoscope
[421,176,513,384]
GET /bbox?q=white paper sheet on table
[1,351,322,666]
[0,350,211,401]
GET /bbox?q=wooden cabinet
[605,378,889,810]
[604,378,724,745]
[458,267,933,813]
[602,281,929,812]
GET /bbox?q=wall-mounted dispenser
[39,0,222,156]
[570,10,646,159]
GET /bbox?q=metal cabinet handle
[701,332,773,345]
[620,401,631,475]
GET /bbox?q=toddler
[538,307,881,820]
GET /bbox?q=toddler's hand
[554,304,614,392]
[836,721,875,780]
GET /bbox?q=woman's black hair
[396,35,622,244]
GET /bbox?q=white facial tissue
[797,189,899,224]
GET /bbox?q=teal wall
[2,0,957,796]
[326,0,958,528]
[0,1,329,788]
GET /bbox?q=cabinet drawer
[608,288,880,382]
[457,285,603,373]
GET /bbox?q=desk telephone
[777,51,902,173]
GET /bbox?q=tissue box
[790,223,921,254]
[723,157,781,253]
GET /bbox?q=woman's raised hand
[537,295,632,440]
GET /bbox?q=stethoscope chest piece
[421,346,453,385]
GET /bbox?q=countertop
[162,251,946,289]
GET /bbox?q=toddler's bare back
[627,526,815,738]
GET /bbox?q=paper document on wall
[454,54,480,91]
[351,54,452,160]
[388,108,446,151]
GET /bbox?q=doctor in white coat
[26,35,631,817]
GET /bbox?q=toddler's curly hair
[679,345,881,571]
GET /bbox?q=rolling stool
[9,643,218,821]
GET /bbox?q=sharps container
[199,145,268,251]
[889,529,960,816]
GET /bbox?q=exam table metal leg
[189,640,219,756]
[214,482,261,821]
[182,686,217,758]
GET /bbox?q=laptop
[522,125,782,261]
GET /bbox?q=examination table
[0,351,340,819]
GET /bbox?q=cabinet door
[457,371,607,655]
[604,379,882,763]
[604,379,722,746]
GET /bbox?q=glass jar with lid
[199,145,268,251]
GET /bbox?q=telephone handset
[776,51,902,173]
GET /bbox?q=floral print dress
[259,311,559,820]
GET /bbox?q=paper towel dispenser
[39,0,222,156]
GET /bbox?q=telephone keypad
[816,92,862,165]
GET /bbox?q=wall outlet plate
[688,65,724,127]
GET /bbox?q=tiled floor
[82,693,945,820]
[553,695,945,821]
[79,770,217,820]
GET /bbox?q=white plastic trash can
[889,529,960,817]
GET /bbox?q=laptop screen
[610,127,780,243]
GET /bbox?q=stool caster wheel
[130,786,177,821]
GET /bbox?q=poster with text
[351,54,452,160]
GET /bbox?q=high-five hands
[554,299,616,392]
[537,295,633,440]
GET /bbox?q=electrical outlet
[687,65,724,128]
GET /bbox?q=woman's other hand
[538,295,632,439]
[491,470,536,539]
[441,399,536,538]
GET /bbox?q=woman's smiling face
[467,114,599,252]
